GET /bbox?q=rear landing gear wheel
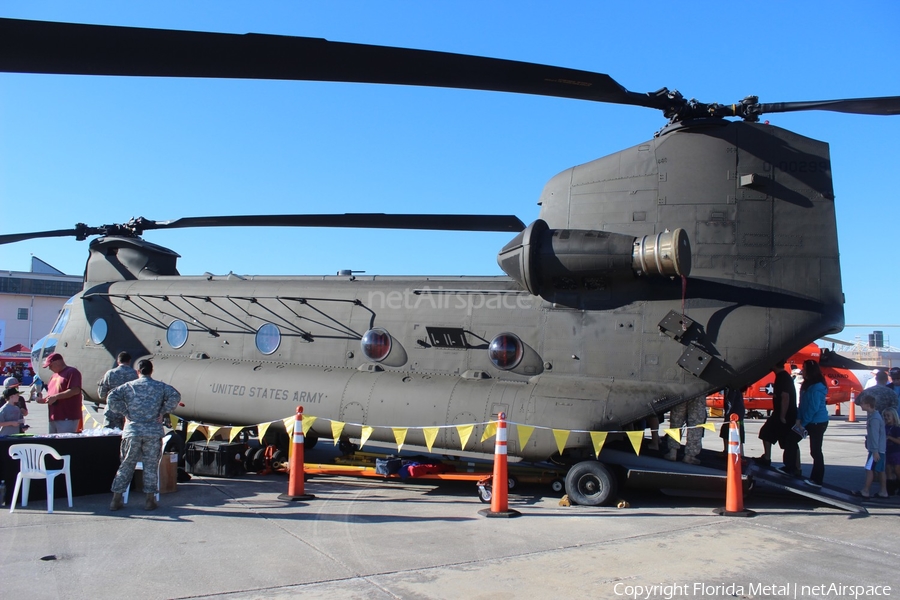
[550,478,565,494]
[564,461,617,506]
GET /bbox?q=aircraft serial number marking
[209,383,324,403]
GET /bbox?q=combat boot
[144,493,158,511]
[664,448,678,462]
[109,492,124,511]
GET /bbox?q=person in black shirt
[756,361,800,475]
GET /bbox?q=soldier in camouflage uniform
[108,359,181,511]
[97,351,138,429]
[665,397,707,465]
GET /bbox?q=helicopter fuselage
[33,120,844,463]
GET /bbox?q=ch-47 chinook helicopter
[2,17,899,505]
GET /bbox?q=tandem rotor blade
[3,18,897,121]
[0,17,657,109]
[759,97,900,116]
[0,213,526,245]
[0,228,86,245]
[141,214,526,233]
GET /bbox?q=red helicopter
[706,343,870,417]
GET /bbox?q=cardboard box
[132,452,179,494]
[159,452,178,494]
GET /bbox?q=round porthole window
[166,320,189,349]
[361,328,391,362]
[256,323,281,355]
[488,333,524,370]
[90,318,108,344]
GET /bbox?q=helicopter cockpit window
[90,318,108,344]
[488,333,524,370]
[256,323,281,355]
[361,328,391,362]
[166,320,189,349]
[50,306,71,335]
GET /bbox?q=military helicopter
[2,17,899,505]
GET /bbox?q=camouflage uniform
[856,386,899,414]
[98,364,138,429]
[109,376,181,494]
[667,397,707,461]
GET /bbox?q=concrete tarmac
[2,397,898,600]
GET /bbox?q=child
[0,387,23,437]
[855,396,888,499]
[2,377,28,432]
[884,408,900,496]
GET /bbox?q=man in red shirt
[38,352,83,433]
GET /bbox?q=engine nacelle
[497,219,691,296]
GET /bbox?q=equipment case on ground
[185,441,245,477]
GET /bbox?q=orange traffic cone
[834,402,841,417]
[278,406,315,501]
[715,413,755,517]
[848,392,856,423]
[478,412,521,518]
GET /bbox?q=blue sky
[0,2,898,348]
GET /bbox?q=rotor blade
[818,349,873,371]
[145,214,526,233]
[0,18,659,109]
[0,214,526,246]
[820,335,853,347]
[0,228,84,245]
[759,96,900,116]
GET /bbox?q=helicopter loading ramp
[745,462,867,514]
[601,448,867,514]
[599,447,739,496]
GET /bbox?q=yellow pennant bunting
[207,425,221,441]
[516,425,535,450]
[456,424,474,450]
[552,429,570,455]
[392,428,408,452]
[302,415,317,435]
[168,414,179,429]
[229,426,243,443]
[664,427,681,445]
[186,422,200,441]
[331,420,345,445]
[423,427,439,452]
[626,430,643,456]
[359,426,374,449]
[258,422,271,442]
[701,422,717,432]
[282,416,295,434]
[589,431,608,458]
[481,421,497,442]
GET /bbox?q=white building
[0,257,83,350]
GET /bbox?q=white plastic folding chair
[122,433,171,504]
[8,443,73,514]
